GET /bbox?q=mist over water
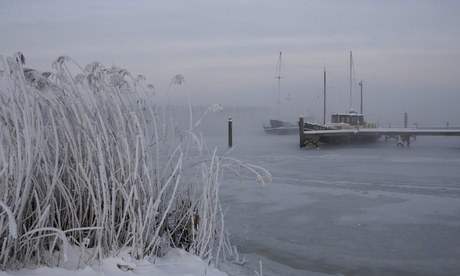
[2,47,459,275]
[191,108,460,276]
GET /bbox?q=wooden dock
[299,116,460,148]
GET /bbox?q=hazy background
[1,0,459,127]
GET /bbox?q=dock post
[404,112,408,128]
[228,116,232,147]
[299,116,304,148]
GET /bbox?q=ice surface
[206,131,460,276]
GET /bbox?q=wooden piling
[404,112,408,128]
[299,116,304,148]
[228,116,232,147]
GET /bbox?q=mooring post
[404,112,408,128]
[228,116,232,147]
[299,116,304,148]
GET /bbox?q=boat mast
[323,67,326,125]
[359,80,363,114]
[277,52,283,119]
[349,51,353,110]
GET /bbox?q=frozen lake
[204,130,460,276]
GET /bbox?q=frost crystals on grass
[0,52,269,271]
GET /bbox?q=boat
[303,52,379,144]
[263,52,298,135]
[303,121,332,131]
[329,109,376,130]
[263,118,298,135]
[327,52,376,131]
[302,67,333,132]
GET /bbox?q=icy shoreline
[0,248,229,276]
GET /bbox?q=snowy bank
[0,248,228,276]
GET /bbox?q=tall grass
[0,52,270,270]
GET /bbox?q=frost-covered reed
[0,52,270,270]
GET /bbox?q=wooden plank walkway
[299,116,460,148]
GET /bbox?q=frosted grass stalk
[0,52,270,270]
[0,200,17,239]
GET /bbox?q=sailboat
[328,51,376,130]
[302,67,333,131]
[301,52,378,145]
[263,52,298,135]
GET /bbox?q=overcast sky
[1,0,459,126]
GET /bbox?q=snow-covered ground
[0,248,228,276]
